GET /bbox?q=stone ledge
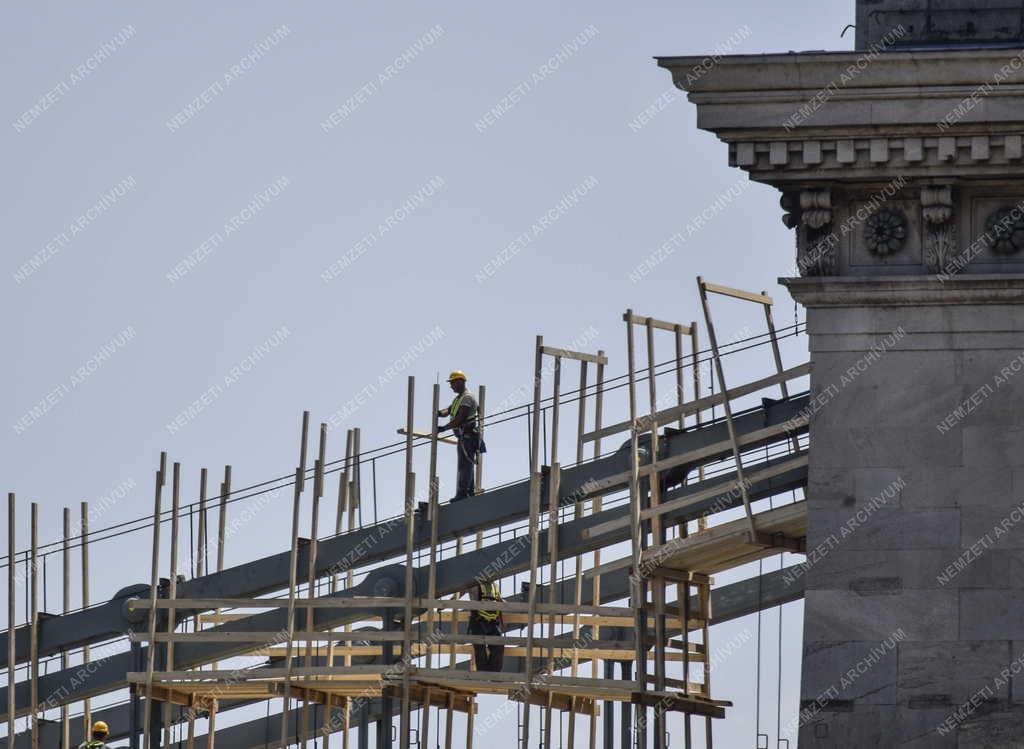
[781,274,1024,306]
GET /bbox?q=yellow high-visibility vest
[477,581,501,621]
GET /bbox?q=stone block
[808,507,958,551]
[964,427,1024,467]
[808,426,963,469]
[802,548,1024,591]
[956,704,1024,747]
[898,466,1011,509]
[802,640,898,704]
[803,140,822,164]
[961,590,1024,639]
[898,641,1010,706]
[798,705,958,749]
[804,589,957,642]
[960,504,1024,550]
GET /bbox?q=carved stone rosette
[921,185,957,273]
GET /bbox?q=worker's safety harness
[476,581,501,622]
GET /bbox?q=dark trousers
[455,432,478,499]
[467,616,504,672]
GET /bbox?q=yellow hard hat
[92,721,109,735]
[446,370,467,382]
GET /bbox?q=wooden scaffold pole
[80,501,91,737]
[301,423,326,748]
[400,376,416,749]
[61,508,71,749]
[522,335,544,749]
[162,464,182,747]
[29,503,38,749]
[6,494,14,749]
[279,466,304,749]
[142,454,166,749]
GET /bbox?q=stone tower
[659,1,1024,745]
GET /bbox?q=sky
[1,1,854,746]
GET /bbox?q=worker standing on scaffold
[468,579,505,671]
[437,369,485,501]
[79,721,112,748]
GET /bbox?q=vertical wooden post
[444,694,454,749]
[679,584,692,749]
[29,503,38,749]
[212,465,230,673]
[465,696,475,749]
[196,469,208,578]
[571,361,588,680]
[701,584,713,748]
[697,277,757,541]
[6,493,14,749]
[522,335,544,749]
[302,424,327,749]
[645,322,667,749]
[624,312,647,749]
[280,467,304,749]
[207,699,218,749]
[763,300,801,454]
[216,465,230,575]
[61,508,70,749]
[420,688,432,749]
[426,384,441,668]
[142,455,166,749]
[163,464,182,747]
[80,501,91,735]
[690,324,707,532]
[298,410,310,493]
[338,428,355,749]
[474,385,486,550]
[400,376,416,749]
[546,355,561,676]
[590,351,605,749]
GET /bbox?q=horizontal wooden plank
[622,313,692,334]
[700,280,772,306]
[582,362,810,443]
[129,630,409,644]
[540,346,608,365]
[583,454,808,539]
[397,428,458,446]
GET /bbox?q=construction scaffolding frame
[1,283,819,749]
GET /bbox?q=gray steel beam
[1,394,809,669]
[1,440,807,722]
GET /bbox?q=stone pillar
[782,275,1024,746]
[656,8,1024,745]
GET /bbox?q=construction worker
[437,370,484,501]
[79,720,111,748]
[468,580,504,671]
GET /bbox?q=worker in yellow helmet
[79,720,111,748]
[437,370,485,501]
[468,579,504,671]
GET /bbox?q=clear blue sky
[2,1,852,745]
